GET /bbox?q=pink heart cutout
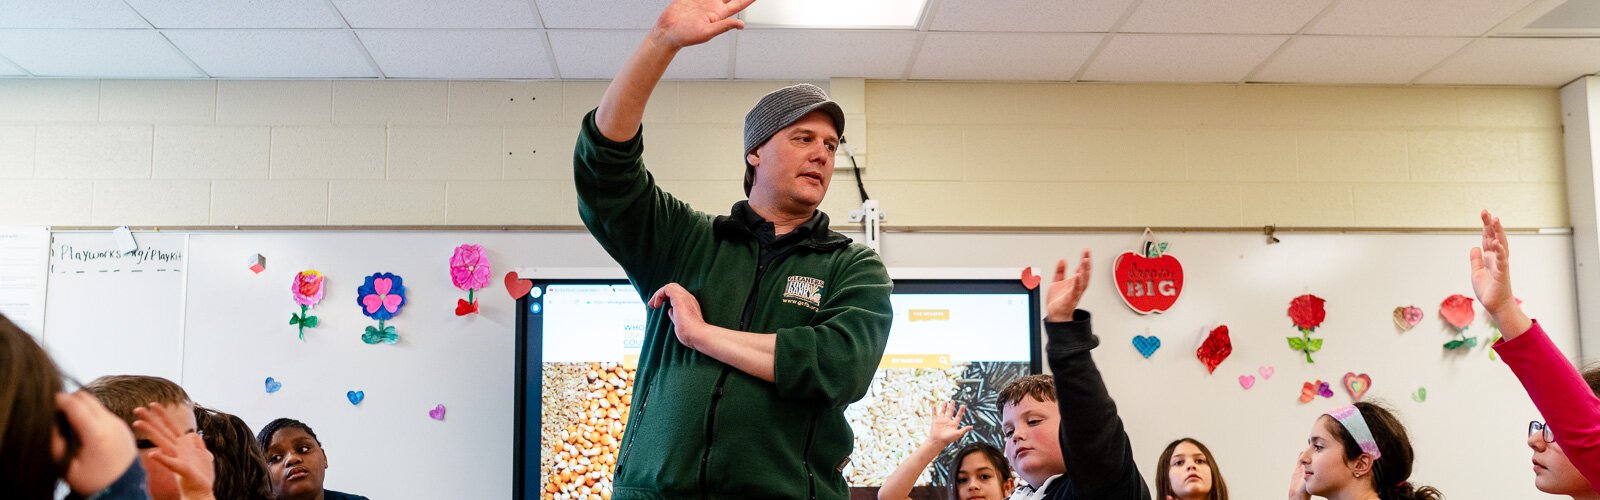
[428,404,446,421]
[1258,365,1275,380]
[373,277,393,296]
[1238,375,1256,390]
[362,294,383,314]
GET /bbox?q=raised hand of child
[133,403,216,500]
[1046,248,1093,322]
[56,391,137,495]
[1287,459,1310,500]
[925,401,972,447]
[1469,209,1532,338]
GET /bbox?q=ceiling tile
[910,33,1101,80]
[734,30,918,79]
[1122,0,1333,34]
[0,0,147,28]
[928,0,1135,32]
[1253,36,1471,84]
[548,30,729,79]
[536,0,671,29]
[358,29,554,79]
[1309,0,1541,36]
[125,0,345,28]
[1081,34,1288,83]
[1416,38,1600,86]
[332,0,538,28]
[165,30,377,78]
[0,30,201,77]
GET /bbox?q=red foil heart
[1197,325,1233,374]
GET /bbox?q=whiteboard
[44,232,188,383]
[39,229,1579,499]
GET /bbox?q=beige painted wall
[0,79,1566,228]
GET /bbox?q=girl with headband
[1473,209,1600,493]
[1288,402,1442,500]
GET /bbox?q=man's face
[265,427,329,499]
[135,402,197,500]
[746,110,838,214]
[1000,396,1065,488]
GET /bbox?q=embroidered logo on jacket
[782,276,824,311]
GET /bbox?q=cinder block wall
[0,79,1566,228]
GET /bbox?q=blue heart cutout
[347,390,365,406]
[264,377,282,394]
[1132,335,1162,358]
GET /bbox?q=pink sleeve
[1495,320,1600,490]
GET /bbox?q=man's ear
[746,150,761,167]
[321,447,330,470]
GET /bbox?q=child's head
[83,374,196,500]
[1155,437,1228,500]
[195,405,273,500]
[1299,402,1442,500]
[1527,367,1600,497]
[0,314,67,498]
[997,374,1064,488]
[257,418,331,499]
[946,442,1013,500]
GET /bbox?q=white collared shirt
[1008,474,1061,500]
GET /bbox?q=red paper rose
[1440,294,1475,330]
[1288,294,1326,331]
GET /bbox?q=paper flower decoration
[1286,294,1327,363]
[356,272,406,344]
[1441,294,1477,350]
[288,270,324,340]
[449,244,491,316]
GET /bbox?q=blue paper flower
[356,272,406,321]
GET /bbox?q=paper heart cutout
[504,271,532,300]
[1412,387,1427,402]
[1132,335,1161,358]
[1318,381,1334,398]
[1299,382,1316,403]
[264,377,282,394]
[1259,365,1275,380]
[1343,372,1372,401]
[1238,375,1256,390]
[1196,325,1233,374]
[1020,267,1040,290]
[455,298,479,316]
[1393,305,1424,331]
[347,390,364,406]
[429,404,446,421]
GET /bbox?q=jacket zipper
[802,412,819,500]
[699,244,804,497]
[617,382,651,474]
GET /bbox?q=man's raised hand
[652,0,757,50]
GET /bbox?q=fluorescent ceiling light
[741,0,929,29]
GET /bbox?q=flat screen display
[515,278,1040,498]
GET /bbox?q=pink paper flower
[292,270,325,306]
[450,244,491,291]
[1440,294,1475,330]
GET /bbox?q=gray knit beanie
[742,84,845,196]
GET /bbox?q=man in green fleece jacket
[572,1,894,499]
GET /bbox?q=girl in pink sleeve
[1475,209,1600,496]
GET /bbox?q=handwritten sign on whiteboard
[51,233,185,274]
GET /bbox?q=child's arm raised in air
[1044,250,1151,499]
[1478,209,1600,490]
[878,401,972,500]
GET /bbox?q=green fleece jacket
[573,110,894,500]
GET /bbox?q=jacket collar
[714,201,851,250]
